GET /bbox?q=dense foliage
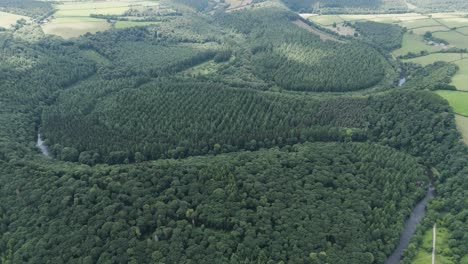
[354,21,405,51]
[0,143,428,263]
[41,77,368,163]
[0,4,467,264]
[0,0,54,20]
[217,10,388,92]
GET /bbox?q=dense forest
[354,21,405,51]
[407,0,468,11]
[0,1,467,264]
[0,0,54,20]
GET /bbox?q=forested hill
[0,2,467,264]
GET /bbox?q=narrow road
[432,223,436,264]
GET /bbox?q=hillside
[0,1,467,264]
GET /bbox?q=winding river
[36,133,51,157]
[386,186,435,264]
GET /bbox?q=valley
[0,0,467,263]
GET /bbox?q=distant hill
[281,0,408,13]
[407,0,468,11]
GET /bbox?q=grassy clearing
[412,227,455,264]
[436,91,468,116]
[393,32,442,56]
[455,115,468,144]
[451,58,468,91]
[42,17,110,39]
[292,20,342,42]
[309,15,344,26]
[0,11,30,29]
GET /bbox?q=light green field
[404,53,464,65]
[309,15,343,26]
[398,18,440,29]
[53,1,159,18]
[115,21,160,29]
[412,227,454,264]
[42,17,111,39]
[436,17,468,29]
[433,31,468,49]
[455,115,468,144]
[393,32,442,56]
[0,11,30,29]
[411,25,450,35]
[451,58,468,91]
[436,91,468,116]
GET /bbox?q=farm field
[455,115,468,144]
[308,12,468,56]
[41,0,163,38]
[411,227,455,264]
[0,11,30,29]
[42,17,111,39]
[436,91,468,116]
[393,32,443,56]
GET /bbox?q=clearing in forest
[411,227,455,264]
[455,115,468,144]
[292,20,342,42]
[436,90,468,116]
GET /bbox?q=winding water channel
[386,186,435,264]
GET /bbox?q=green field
[393,32,442,56]
[436,91,468,116]
[0,11,30,29]
[412,227,455,264]
[433,31,468,49]
[42,17,111,39]
[404,53,463,65]
[455,115,468,144]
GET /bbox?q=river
[36,133,51,157]
[386,186,435,264]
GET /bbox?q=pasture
[436,91,468,116]
[393,32,442,56]
[0,11,30,29]
[42,17,110,39]
[455,115,468,144]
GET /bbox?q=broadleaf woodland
[0,1,466,264]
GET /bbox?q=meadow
[455,115,468,144]
[436,91,468,116]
